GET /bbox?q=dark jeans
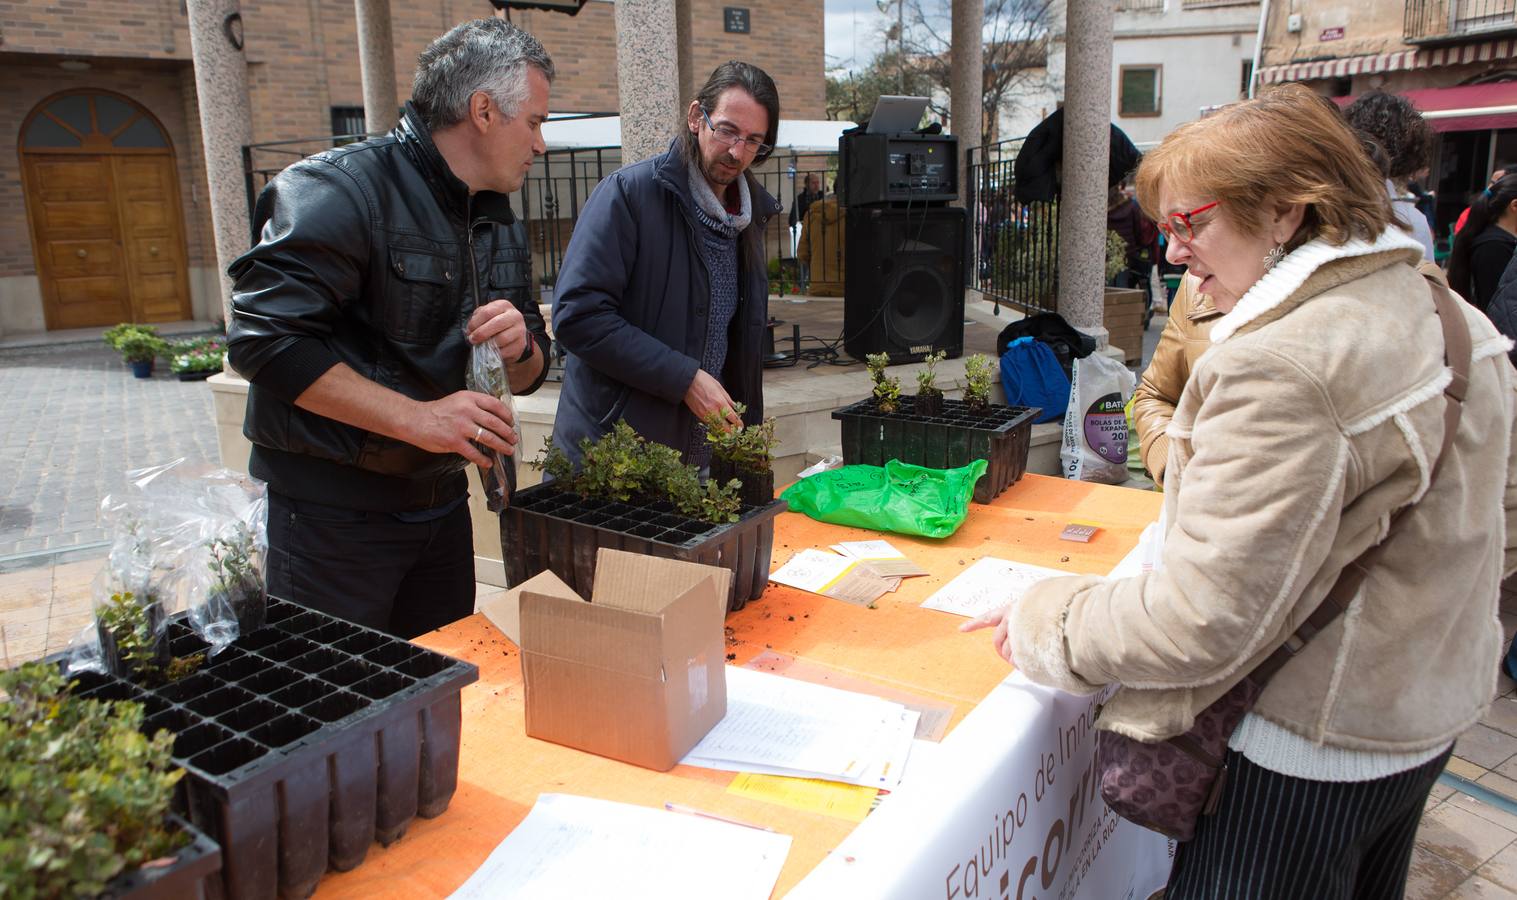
[265,491,475,639]
[1167,747,1451,899]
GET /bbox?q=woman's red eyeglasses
[1158,201,1220,243]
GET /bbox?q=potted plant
[511,421,786,611]
[207,521,267,636]
[866,352,901,414]
[113,327,168,379]
[97,589,172,682]
[962,353,994,414]
[0,661,222,898]
[835,355,1039,504]
[168,336,226,381]
[704,403,778,507]
[914,350,947,417]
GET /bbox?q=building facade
[1110,0,1260,148]
[1255,0,1516,234]
[0,0,825,335]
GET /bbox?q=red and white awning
[1258,37,1517,85]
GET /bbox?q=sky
[824,0,893,73]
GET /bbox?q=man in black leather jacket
[227,19,552,637]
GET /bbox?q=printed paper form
[920,556,1075,619]
[830,540,931,578]
[448,793,790,900]
[681,666,920,788]
[769,548,894,606]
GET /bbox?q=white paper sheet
[769,548,894,606]
[830,540,930,578]
[682,667,920,788]
[919,556,1074,619]
[448,793,791,900]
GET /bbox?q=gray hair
[412,19,555,132]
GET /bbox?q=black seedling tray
[68,598,478,900]
[834,397,1039,504]
[501,485,786,612]
[107,814,222,900]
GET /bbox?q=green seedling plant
[703,403,778,474]
[97,591,202,686]
[866,352,901,414]
[0,662,187,898]
[962,353,994,411]
[916,350,946,397]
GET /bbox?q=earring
[1263,244,1286,271]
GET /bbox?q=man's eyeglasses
[1158,201,1220,243]
[700,107,773,157]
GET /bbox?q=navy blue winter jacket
[551,138,780,464]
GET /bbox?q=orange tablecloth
[311,474,1162,898]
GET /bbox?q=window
[331,106,366,138]
[1119,66,1162,117]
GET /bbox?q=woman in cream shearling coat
[967,85,1517,898]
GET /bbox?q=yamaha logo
[910,345,935,354]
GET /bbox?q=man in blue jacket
[551,61,782,468]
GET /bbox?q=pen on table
[663,802,776,833]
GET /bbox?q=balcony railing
[1118,0,1165,12]
[1405,0,1517,42]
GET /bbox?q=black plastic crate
[833,397,1039,504]
[64,602,478,900]
[106,814,223,900]
[501,485,786,612]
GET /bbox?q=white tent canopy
[541,115,855,153]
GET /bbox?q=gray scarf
[686,154,752,234]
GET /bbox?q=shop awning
[1258,37,1516,86]
[1332,80,1517,132]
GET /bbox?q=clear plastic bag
[466,338,520,511]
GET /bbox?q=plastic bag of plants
[779,458,988,539]
[89,562,170,681]
[466,337,520,511]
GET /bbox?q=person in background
[1447,173,1517,311]
[789,174,823,294]
[1456,165,1509,233]
[966,84,1517,897]
[1107,183,1160,322]
[226,20,553,637]
[1344,91,1436,262]
[1130,274,1221,485]
[798,179,846,297]
[551,61,781,469]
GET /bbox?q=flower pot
[501,484,786,612]
[62,602,478,900]
[833,397,1039,504]
[130,359,154,379]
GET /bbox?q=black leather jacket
[227,103,548,512]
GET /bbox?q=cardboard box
[518,548,733,771]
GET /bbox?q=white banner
[789,672,1174,900]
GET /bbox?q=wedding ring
[474,425,484,442]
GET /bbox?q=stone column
[1056,0,1113,341]
[354,0,398,134]
[949,0,984,207]
[615,0,694,164]
[186,0,254,325]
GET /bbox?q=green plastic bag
[779,458,988,539]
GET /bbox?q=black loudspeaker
[844,206,966,362]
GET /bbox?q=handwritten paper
[769,548,894,606]
[449,793,791,900]
[727,773,879,822]
[920,556,1073,619]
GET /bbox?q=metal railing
[965,138,1060,316]
[1405,0,1517,41]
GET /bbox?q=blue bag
[1000,336,1070,424]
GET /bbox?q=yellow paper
[726,772,879,822]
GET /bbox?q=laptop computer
[865,96,930,134]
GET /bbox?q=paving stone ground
[0,340,219,561]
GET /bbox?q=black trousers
[1167,747,1452,900]
[265,491,475,639]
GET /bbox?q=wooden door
[23,155,132,329]
[20,91,192,330]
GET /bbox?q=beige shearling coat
[1012,229,1517,752]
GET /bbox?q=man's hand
[467,298,529,362]
[402,391,518,469]
[684,369,742,432]
[961,604,1017,666]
